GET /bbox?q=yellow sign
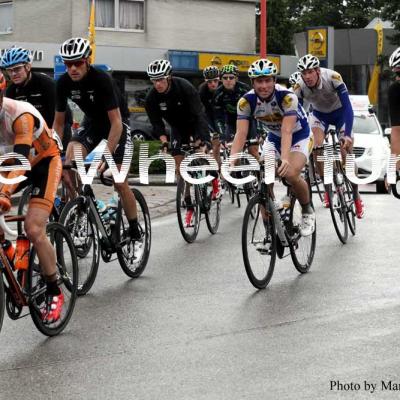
[199,53,280,74]
[307,28,327,59]
[368,21,384,105]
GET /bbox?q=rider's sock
[300,202,314,214]
[129,218,141,239]
[45,275,61,296]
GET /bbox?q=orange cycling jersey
[0,97,61,209]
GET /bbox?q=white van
[350,95,390,193]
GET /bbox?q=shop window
[93,0,144,31]
[0,1,13,34]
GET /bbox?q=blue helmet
[0,47,32,68]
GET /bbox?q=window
[94,0,144,31]
[0,1,12,34]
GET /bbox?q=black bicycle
[176,144,221,243]
[242,161,316,289]
[58,169,151,295]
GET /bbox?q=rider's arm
[230,119,249,156]
[53,111,66,140]
[106,108,123,154]
[0,113,34,197]
[54,77,68,139]
[144,92,168,143]
[388,83,400,159]
[213,89,225,136]
[337,86,354,137]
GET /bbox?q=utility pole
[260,0,267,58]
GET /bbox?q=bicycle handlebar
[0,215,18,238]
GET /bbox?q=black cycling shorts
[71,120,132,164]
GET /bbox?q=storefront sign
[307,28,328,59]
[0,48,44,62]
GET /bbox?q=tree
[381,3,400,45]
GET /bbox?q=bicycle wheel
[288,197,316,273]
[0,271,4,333]
[326,182,348,244]
[59,197,100,296]
[176,177,200,243]
[343,177,356,236]
[116,188,151,278]
[205,183,221,234]
[28,222,78,337]
[242,195,276,289]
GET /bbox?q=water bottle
[107,193,118,226]
[96,199,110,223]
[14,235,30,271]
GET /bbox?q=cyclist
[0,46,73,151]
[231,58,315,237]
[0,71,64,323]
[294,54,364,218]
[213,65,260,158]
[144,59,211,226]
[388,47,400,171]
[53,37,142,241]
[198,65,222,168]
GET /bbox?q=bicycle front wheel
[242,195,276,289]
[176,178,200,243]
[327,183,348,244]
[59,196,100,296]
[344,177,356,236]
[116,188,151,278]
[205,183,221,234]
[28,222,78,337]
[288,198,316,273]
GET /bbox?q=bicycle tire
[116,188,151,278]
[176,177,200,243]
[28,222,78,337]
[0,271,4,334]
[343,177,356,236]
[242,195,276,289]
[327,183,348,244]
[288,197,316,273]
[59,197,100,296]
[205,182,221,234]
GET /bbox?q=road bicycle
[58,166,151,296]
[176,144,221,243]
[319,129,356,244]
[242,161,316,289]
[0,215,78,336]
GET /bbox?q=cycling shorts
[264,129,310,160]
[310,109,353,139]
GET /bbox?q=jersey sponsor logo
[160,102,167,111]
[71,90,81,101]
[87,90,95,102]
[32,186,40,196]
[271,101,277,107]
[331,73,342,82]
[30,93,42,97]
[282,95,293,108]
[258,113,283,123]
[238,97,249,111]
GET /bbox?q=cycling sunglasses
[64,60,86,68]
[222,75,236,81]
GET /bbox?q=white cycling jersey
[293,68,347,114]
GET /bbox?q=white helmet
[60,37,91,61]
[147,59,172,79]
[297,54,320,71]
[389,47,400,69]
[289,71,301,86]
[248,58,278,79]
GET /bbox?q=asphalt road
[0,187,400,400]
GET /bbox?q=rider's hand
[97,160,107,173]
[0,193,11,213]
[340,136,353,152]
[277,159,290,177]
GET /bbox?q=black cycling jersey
[213,81,250,134]
[145,76,208,142]
[56,66,129,134]
[7,71,57,128]
[388,81,400,127]
[198,81,220,132]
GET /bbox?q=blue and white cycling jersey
[237,84,310,142]
[293,68,354,137]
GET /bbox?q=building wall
[0,0,256,54]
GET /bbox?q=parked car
[350,95,390,193]
[129,111,171,141]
